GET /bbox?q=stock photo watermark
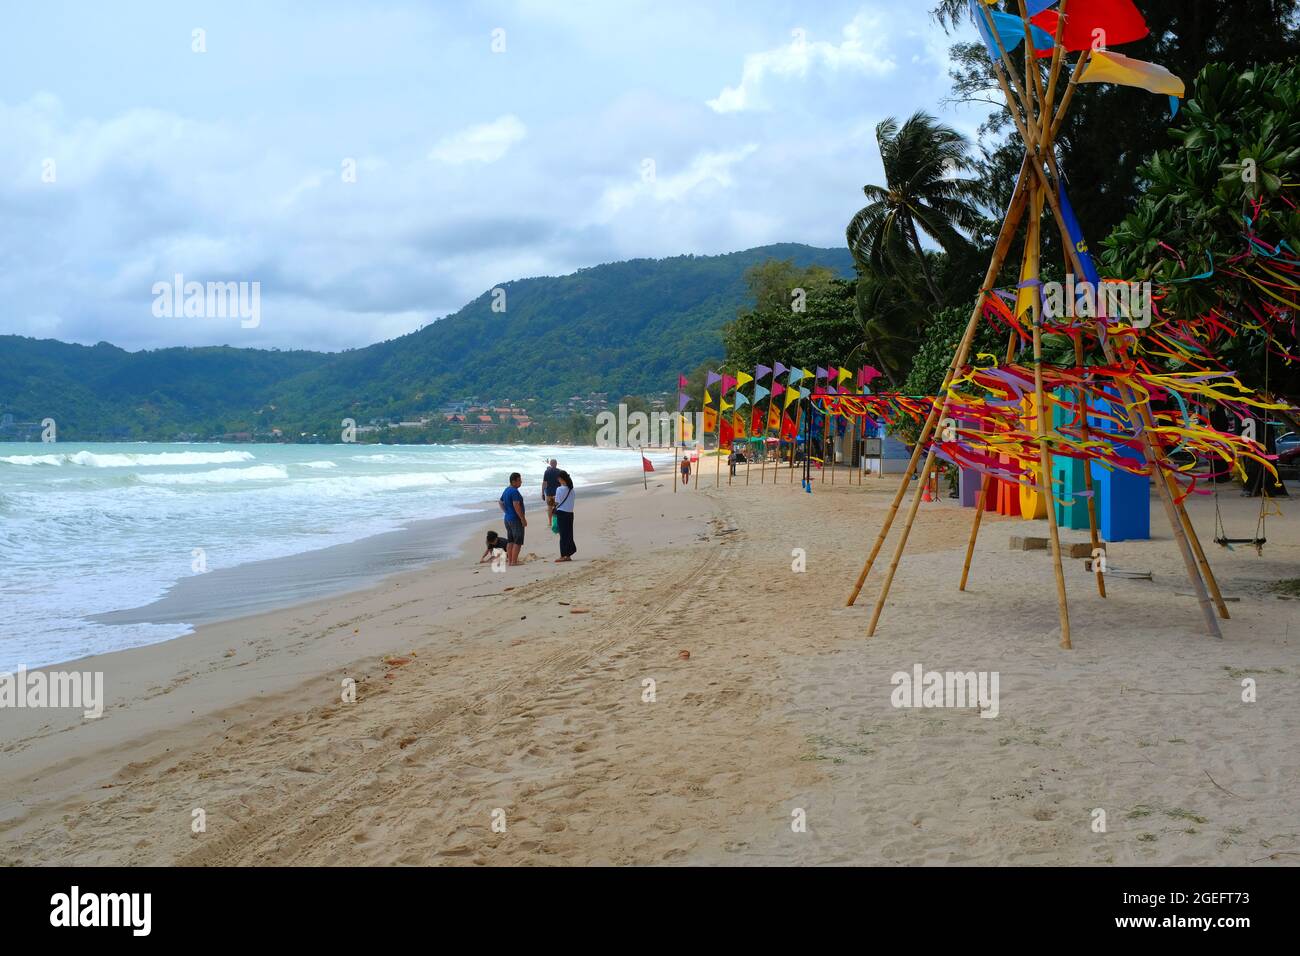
[152,274,261,328]
[890,664,999,718]
[1,665,104,718]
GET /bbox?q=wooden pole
[1073,336,1106,599]
[980,2,1222,637]
[844,154,1034,607]
[673,446,678,493]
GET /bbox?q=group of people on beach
[480,458,577,567]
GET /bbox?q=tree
[846,111,984,306]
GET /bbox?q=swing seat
[1214,536,1266,547]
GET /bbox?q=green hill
[0,243,852,440]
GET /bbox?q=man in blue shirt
[499,472,527,566]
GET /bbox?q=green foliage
[721,261,860,372]
[1101,60,1300,394]
[847,111,983,306]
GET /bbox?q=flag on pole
[642,455,655,472]
[1030,0,1149,55]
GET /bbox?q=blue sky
[0,0,986,351]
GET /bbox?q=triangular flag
[837,367,853,385]
[752,383,770,402]
[720,397,733,412]
[789,368,807,383]
[773,362,787,378]
[706,370,721,388]
[736,371,753,388]
[772,382,786,397]
[735,391,750,408]
[678,392,690,412]
[704,390,714,406]
[678,375,689,389]
[642,456,655,472]
[783,387,801,408]
[755,364,772,380]
[721,373,737,393]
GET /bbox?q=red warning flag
[642,456,655,472]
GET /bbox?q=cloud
[428,115,527,164]
[708,13,898,113]
[597,144,759,218]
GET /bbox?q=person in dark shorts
[499,472,527,565]
[541,458,560,520]
[553,470,577,562]
[681,456,691,486]
[479,530,509,564]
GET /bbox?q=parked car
[1276,431,1299,479]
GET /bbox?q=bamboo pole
[844,154,1035,607]
[979,3,1222,637]
[959,328,1020,590]
[673,446,678,493]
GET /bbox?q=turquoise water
[0,442,662,669]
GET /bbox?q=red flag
[751,407,764,435]
[780,413,796,441]
[678,374,689,389]
[719,419,734,447]
[1032,0,1148,55]
[642,456,655,472]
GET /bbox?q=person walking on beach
[728,448,737,477]
[541,458,560,520]
[499,472,527,566]
[680,455,691,486]
[553,470,577,562]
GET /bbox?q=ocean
[0,442,666,670]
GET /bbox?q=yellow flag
[1079,51,1185,98]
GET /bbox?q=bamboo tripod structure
[845,0,1225,643]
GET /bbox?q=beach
[2,465,1297,866]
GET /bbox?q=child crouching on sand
[479,530,508,563]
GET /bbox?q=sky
[0,0,988,352]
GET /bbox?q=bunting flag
[1030,0,1149,55]
[783,386,802,409]
[799,387,810,400]
[753,383,770,402]
[789,367,807,384]
[772,381,785,397]
[678,392,690,412]
[773,362,787,379]
[1078,50,1185,98]
[837,366,853,386]
[827,365,838,382]
[703,390,713,406]
[815,366,827,380]
[720,397,733,412]
[706,370,721,388]
[755,363,772,380]
[678,375,689,389]
[736,371,753,389]
[735,391,750,408]
[721,373,737,394]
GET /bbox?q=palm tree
[847,111,983,306]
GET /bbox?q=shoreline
[5,445,675,672]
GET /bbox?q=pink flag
[721,374,737,393]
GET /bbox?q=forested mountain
[0,243,852,440]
